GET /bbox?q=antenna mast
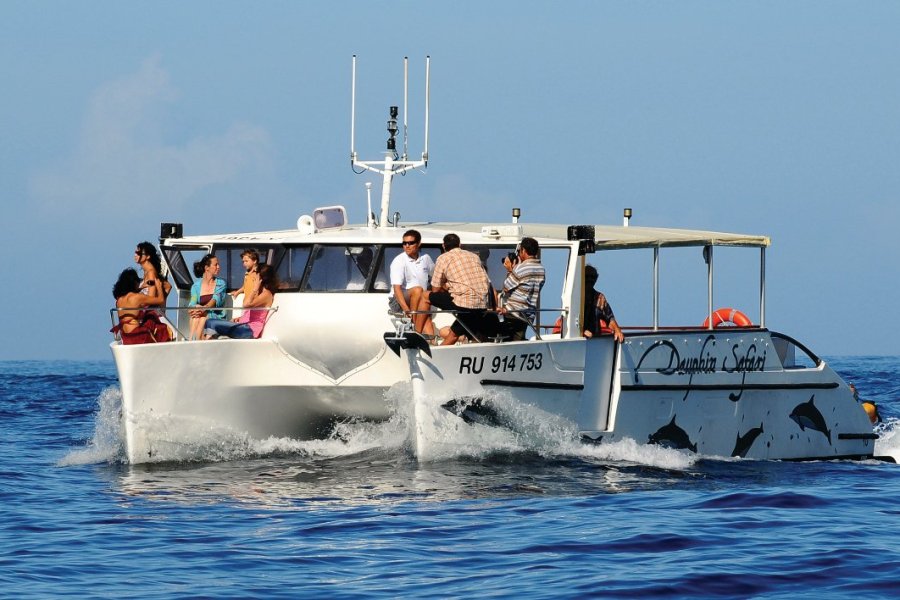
[350,55,431,227]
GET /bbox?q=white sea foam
[63,383,696,470]
[874,417,900,463]
[58,386,125,466]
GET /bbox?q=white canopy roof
[165,221,770,249]
[440,223,770,249]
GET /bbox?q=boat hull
[408,330,876,461]
[112,337,399,463]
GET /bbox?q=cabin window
[212,245,280,292]
[272,246,312,291]
[302,244,389,292]
[380,245,443,291]
[161,246,197,290]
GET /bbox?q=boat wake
[61,384,700,470]
[874,417,900,463]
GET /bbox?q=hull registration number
[459,352,544,374]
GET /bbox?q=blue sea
[3,357,900,598]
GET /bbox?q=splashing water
[63,382,706,470]
[58,386,124,466]
[874,418,900,462]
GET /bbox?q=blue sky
[2,1,898,359]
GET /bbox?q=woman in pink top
[203,265,278,339]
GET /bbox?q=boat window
[212,245,280,291]
[161,247,194,289]
[468,245,570,329]
[770,333,821,369]
[381,245,443,290]
[470,246,516,293]
[302,244,389,292]
[272,246,312,291]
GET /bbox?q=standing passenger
[134,241,171,307]
[231,249,261,305]
[389,229,435,335]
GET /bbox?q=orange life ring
[703,307,752,328]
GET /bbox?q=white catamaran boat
[111,57,881,463]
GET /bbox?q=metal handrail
[396,307,569,342]
[109,305,278,342]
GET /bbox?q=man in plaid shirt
[427,233,492,345]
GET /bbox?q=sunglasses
[401,240,418,246]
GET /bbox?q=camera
[503,251,518,265]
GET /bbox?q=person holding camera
[499,237,545,341]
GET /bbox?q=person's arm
[392,284,411,312]
[498,262,521,314]
[430,257,447,293]
[131,294,158,309]
[242,288,272,309]
[211,278,227,307]
[188,280,200,307]
[597,293,624,342]
[238,287,272,321]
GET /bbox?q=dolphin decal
[731,423,764,458]
[442,397,503,427]
[648,416,697,452]
[789,395,832,444]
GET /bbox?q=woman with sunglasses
[133,241,172,307]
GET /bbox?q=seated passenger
[204,265,278,339]
[389,229,435,335]
[425,233,492,345]
[111,268,171,344]
[583,264,624,343]
[189,254,227,340]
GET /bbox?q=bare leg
[189,314,208,340]
[440,323,459,346]
[408,287,433,335]
[196,316,208,340]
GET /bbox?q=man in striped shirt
[499,237,545,341]
[427,233,491,345]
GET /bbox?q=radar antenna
[350,55,430,227]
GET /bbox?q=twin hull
[113,308,873,462]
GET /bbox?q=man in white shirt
[389,229,435,335]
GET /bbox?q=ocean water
[3,357,900,598]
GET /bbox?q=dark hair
[113,268,142,299]
[402,229,421,244]
[241,249,260,263]
[258,264,279,295]
[442,233,460,250]
[193,254,216,278]
[585,264,599,285]
[137,241,169,288]
[520,237,539,257]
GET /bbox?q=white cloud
[29,55,273,213]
